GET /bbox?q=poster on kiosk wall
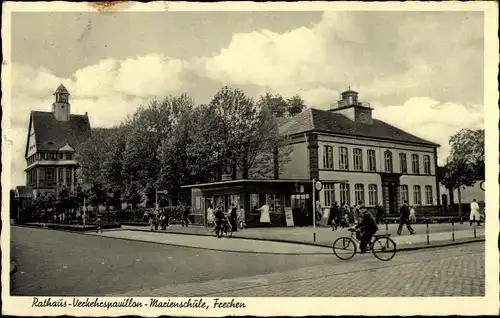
[284,207,294,227]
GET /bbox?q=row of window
[322,146,432,174]
[323,184,434,207]
[27,167,74,186]
[27,152,74,165]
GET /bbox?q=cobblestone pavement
[117,242,485,297]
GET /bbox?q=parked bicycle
[332,228,397,261]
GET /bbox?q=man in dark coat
[330,202,340,231]
[355,209,378,253]
[230,205,238,232]
[398,200,415,235]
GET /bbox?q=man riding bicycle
[214,205,226,238]
[354,202,378,253]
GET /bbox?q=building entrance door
[380,173,402,215]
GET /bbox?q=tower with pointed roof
[23,84,91,198]
[52,84,71,122]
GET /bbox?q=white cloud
[7,11,485,188]
[8,56,188,187]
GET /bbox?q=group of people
[327,201,387,231]
[146,207,191,232]
[206,204,247,238]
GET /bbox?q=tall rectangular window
[354,184,365,205]
[340,183,350,206]
[413,185,422,205]
[66,153,73,160]
[58,168,64,182]
[323,183,335,206]
[425,185,433,205]
[423,155,431,174]
[45,168,54,181]
[367,149,376,172]
[66,168,72,184]
[323,145,334,169]
[353,148,363,171]
[339,147,349,170]
[384,150,393,173]
[400,185,409,203]
[368,184,378,206]
[412,154,420,174]
[399,153,407,174]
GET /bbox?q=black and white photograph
[2,1,498,316]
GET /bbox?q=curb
[125,227,485,252]
[10,260,18,275]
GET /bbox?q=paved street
[10,226,484,297]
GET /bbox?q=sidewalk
[118,223,484,252]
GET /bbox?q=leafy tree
[441,128,485,222]
[257,93,307,118]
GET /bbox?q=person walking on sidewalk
[330,202,340,231]
[397,200,415,235]
[409,206,417,224]
[95,214,102,233]
[375,203,385,224]
[469,198,481,226]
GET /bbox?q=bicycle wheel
[372,237,397,261]
[332,237,357,260]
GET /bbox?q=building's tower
[52,84,70,122]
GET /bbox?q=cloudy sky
[8,10,484,188]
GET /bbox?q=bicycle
[213,218,233,238]
[332,228,397,261]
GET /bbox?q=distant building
[184,89,441,226]
[24,84,92,198]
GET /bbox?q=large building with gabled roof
[279,89,440,215]
[24,84,92,198]
[183,89,441,227]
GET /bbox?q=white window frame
[384,150,393,173]
[323,183,335,206]
[353,148,363,171]
[340,183,350,206]
[425,185,433,205]
[367,149,376,172]
[413,185,422,205]
[400,185,409,203]
[354,184,365,205]
[412,154,420,174]
[368,184,378,206]
[423,155,431,175]
[339,147,349,170]
[399,153,407,174]
[323,145,334,169]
